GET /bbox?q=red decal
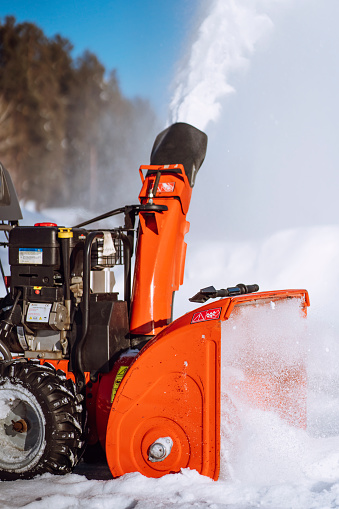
[158,182,175,193]
[147,181,175,194]
[191,308,222,323]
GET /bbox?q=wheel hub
[0,384,45,472]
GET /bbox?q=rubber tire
[0,359,84,480]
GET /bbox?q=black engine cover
[81,295,130,373]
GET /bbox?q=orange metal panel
[129,165,194,336]
[105,290,309,480]
[106,318,221,479]
[223,289,310,320]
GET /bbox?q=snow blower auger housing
[0,123,309,481]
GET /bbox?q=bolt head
[149,442,165,460]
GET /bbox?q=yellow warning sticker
[111,366,129,402]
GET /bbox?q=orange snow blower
[0,123,309,481]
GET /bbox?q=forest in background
[0,16,158,211]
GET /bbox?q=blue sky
[0,0,197,112]
[2,0,339,241]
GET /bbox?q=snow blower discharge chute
[0,123,309,481]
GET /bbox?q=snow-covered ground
[2,456,339,509]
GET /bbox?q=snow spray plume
[220,298,308,481]
[219,294,339,484]
[169,0,274,131]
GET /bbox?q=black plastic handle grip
[189,283,259,303]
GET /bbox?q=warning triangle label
[191,308,222,324]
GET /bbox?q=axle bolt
[11,419,28,433]
[148,436,173,462]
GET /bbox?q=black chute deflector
[150,122,207,187]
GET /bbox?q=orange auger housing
[104,289,309,480]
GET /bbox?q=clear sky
[0,0,197,112]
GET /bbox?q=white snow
[2,438,339,509]
[169,0,283,130]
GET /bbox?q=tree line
[0,16,158,211]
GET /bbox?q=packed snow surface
[2,430,339,509]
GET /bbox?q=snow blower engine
[0,211,131,371]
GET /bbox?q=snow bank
[2,457,339,509]
[176,225,339,324]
